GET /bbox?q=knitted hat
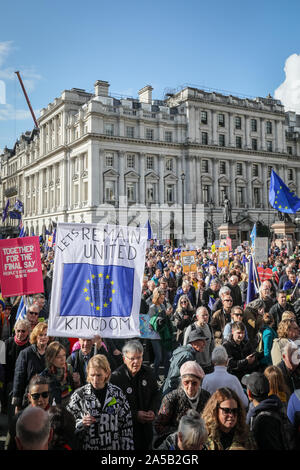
[180,361,205,380]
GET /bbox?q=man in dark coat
[269,290,295,329]
[225,275,242,307]
[110,340,160,450]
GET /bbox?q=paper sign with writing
[218,246,229,268]
[181,251,197,273]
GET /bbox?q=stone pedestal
[218,223,239,250]
[271,221,296,249]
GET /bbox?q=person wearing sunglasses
[12,322,49,414]
[202,387,256,450]
[26,305,40,332]
[223,306,249,342]
[5,374,51,450]
[173,295,195,345]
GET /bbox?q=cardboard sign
[181,251,197,273]
[254,237,269,263]
[0,236,44,297]
[218,246,229,268]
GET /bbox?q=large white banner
[254,237,269,264]
[48,223,147,339]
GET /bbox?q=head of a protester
[262,312,275,329]
[288,271,297,285]
[222,295,233,313]
[228,275,239,287]
[122,340,143,377]
[48,405,76,450]
[177,409,208,451]
[15,405,52,450]
[276,290,287,307]
[87,354,111,390]
[32,293,46,312]
[281,311,297,322]
[45,341,67,370]
[218,286,231,300]
[26,304,40,331]
[30,322,48,349]
[230,306,244,322]
[187,329,208,353]
[180,361,205,399]
[263,365,290,401]
[79,337,94,356]
[282,341,300,372]
[147,279,156,292]
[210,278,220,292]
[195,307,209,327]
[181,280,191,294]
[211,346,228,367]
[152,287,165,306]
[242,372,269,403]
[230,321,246,344]
[177,294,193,312]
[277,319,299,341]
[245,298,264,317]
[14,318,31,345]
[158,276,168,292]
[259,282,271,300]
[202,387,247,442]
[27,374,50,410]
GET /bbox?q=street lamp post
[181,172,185,246]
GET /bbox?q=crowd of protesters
[1,238,300,450]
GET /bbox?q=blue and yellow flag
[60,263,134,318]
[269,170,300,213]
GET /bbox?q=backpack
[251,409,295,450]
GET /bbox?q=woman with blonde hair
[67,354,134,450]
[12,322,49,413]
[271,319,299,365]
[202,387,256,450]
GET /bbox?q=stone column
[263,164,269,208]
[245,116,250,148]
[99,149,104,204]
[228,160,236,207]
[246,163,252,208]
[158,154,165,205]
[139,153,145,204]
[229,113,234,147]
[211,110,218,145]
[119,151,125,198]
[90,143,99,207]
[260,118,266,150]
[212,159,219,204]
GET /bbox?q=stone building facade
[1,80,300,245]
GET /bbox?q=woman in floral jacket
[67,354,134,451]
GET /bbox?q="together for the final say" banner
[47,223,148,339]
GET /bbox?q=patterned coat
[155,386,210,436]
[67,382,134,450]
[205,429,257,450]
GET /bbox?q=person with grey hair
[210,286,231,315]
[202,278,221,317]
[276,341,300,396]
[156,409,208,451]
[225,275,242,307]
[202,346,248,408]
[110,340,160,450]
[15,405,52,450]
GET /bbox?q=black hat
[187,329,209,344]
[241,372,269,398]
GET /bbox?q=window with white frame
[202,132,208,145]
[126,182,137,202]
[266,121,272,134]
[165,157,173,172]
[219,134,225,147]
[235,116,242,129]
[165,131,173,142]
[201,111,208,124]
[237,186,245,205]
[236,162,243,176]
[203,185,211,204]
[219,161,226,175]
[252,163,259,177]
[254,187,261,206]
[252,138,258,150]
[146,182,156,202]
[166,184,175,203]
[146,128,154,140]
[126,126,134,138]
[202,159,209,173]
[288,168,294,181]
[127,154,135,169]
[218,113,225,127]
[105,153,114,167]
[146,155,154,170]
[105,123,114,136]
[251,119,257,132]
[105,180,115,201]
[267,140,273,152]
[236,136,242,149]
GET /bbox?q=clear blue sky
[0,0,299,150]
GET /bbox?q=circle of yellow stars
[83,273,116,310]
[274,185,297,211]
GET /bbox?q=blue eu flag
[269,170,300,213]
[60,263,134,318]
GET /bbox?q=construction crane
[15,70,39,128]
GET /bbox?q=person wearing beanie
[154,360,210,438]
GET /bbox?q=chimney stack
[138,85,153,104]
[94,80,110,97]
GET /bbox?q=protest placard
[181,251,197,273]
[254,237,269,263]
[0,236,44,297]
[218,246,229,268]
[47,223,148,339]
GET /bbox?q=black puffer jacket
[222,338,258,381]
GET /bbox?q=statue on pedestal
[223,195,232,224]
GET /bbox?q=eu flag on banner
[60,263,134,318]
[15,296,27,322]
[269,169,300,213]
[9,211,21,220]
[246,255,260,304]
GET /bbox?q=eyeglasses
[224,299,233,303]
[16,329,26,333]
[28,311,39,316]
[219,406,238,416]
[125,355,143,362]
[30,391,49,400]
